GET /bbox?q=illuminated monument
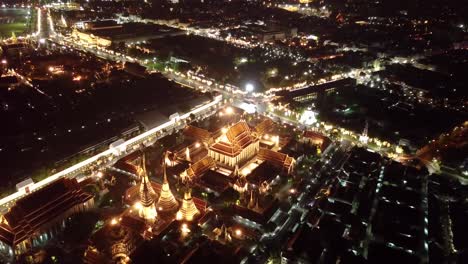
[208,121,260,168]
[176,189,200,222]
[137,154,157,222]
[156,152,179,213]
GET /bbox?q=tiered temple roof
[0,178,93,248]
[184,125,212,143]
[303,131,331,151]
[254,118,274,135]
[226,121,255,147]
[257,148,295,173]
[186,156,216,178]
[210,121,257,157]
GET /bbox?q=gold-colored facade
[208,121,260,168]
[71,29,112,47]
[176,190,199,222]
[155,153,179,213]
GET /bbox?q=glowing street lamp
[245,83,254,93]
[225,106,234,115]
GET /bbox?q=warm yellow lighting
[110,218,118,225]
[181,223,191,234]
[221,127,228,134]
[176,211,182,220]
[235,229,242,236]
[289,189,296,194]
[195,142,201,148]
[395,146,404,154]
[225,107,234,115]
[133,202,142,210]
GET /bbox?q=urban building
[0,178,94,257]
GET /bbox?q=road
[0,7,404,212]
[36,8,53,40]
[0,94,224,213]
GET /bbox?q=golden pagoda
[138,153,156,198]
[156,152,179,213]
[138,154,157,222]
[176,189,200,222]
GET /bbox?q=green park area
[0,8,34,38]
[0,23,28,38]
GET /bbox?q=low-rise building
[0,178,94,257]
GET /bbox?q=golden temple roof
[186,156,216,178]
[210,121,258,157]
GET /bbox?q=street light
[245,83,254,93]
[225,106,234,115]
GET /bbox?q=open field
[0,8,32,38]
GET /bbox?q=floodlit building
[155,153,179,213]
[0,178,94,257]
[137,154,157,222]
[208,121,260,168]
[257,148,296,175]
[176,189,200,222]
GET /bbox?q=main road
[0,7,402,212]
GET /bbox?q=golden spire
[248,190,255,209]
[156,152,179,212]
[138,152,157,222]
[163,151,168,183]
[176,189,200,222]
[139,152,156,198]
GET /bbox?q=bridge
[0,95,224,212]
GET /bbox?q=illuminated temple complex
[208,121,260,168]
[0,178,94,256]
[182,119,296,196]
